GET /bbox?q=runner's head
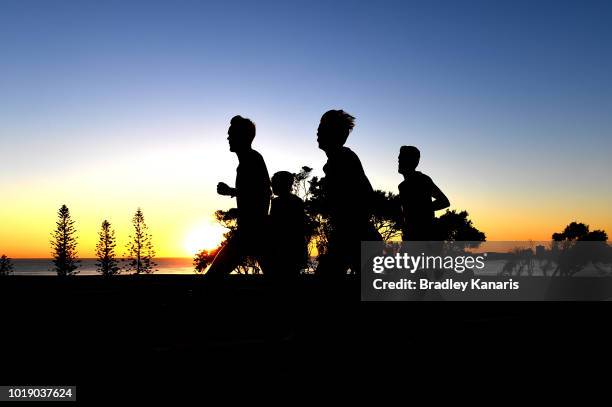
[317,109,355,152]
[228,115,256,152]
[398,145,420,174]
[272,171,294,197]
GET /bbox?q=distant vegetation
[0,255,14,276]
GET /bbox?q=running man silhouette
[206,115,272,278]
[315,109,381,278]
[269,171,308,280]
[397,146,450,241]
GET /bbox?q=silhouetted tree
[95,220,120,276]
[193,247,221,274]
[124,208,157,274]
[302,175,332,260]
[214,208,239,231]
[435,210,486,249]
[549,222,610,276]
[371,190,402,241]
[552,221,608,242]
[293,166,314,201]
[0,255,14,276]
[50,204,80,276]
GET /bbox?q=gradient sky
[1,0,611,257]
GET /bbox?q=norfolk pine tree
[50,204,80,276]
[96,220,120,276]
[124,208,157,274]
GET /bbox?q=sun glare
[183,222,225,256]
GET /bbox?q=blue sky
[1,0,611,255]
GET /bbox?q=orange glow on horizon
[1,141,610,259]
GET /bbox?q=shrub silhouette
[193,247,221,274]
[548,222,610,276]
[0,254,14,276]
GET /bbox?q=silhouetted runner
[206,115,272,278]
[269,171,308,280]
[315,109,381,278]
[397,146,450,241]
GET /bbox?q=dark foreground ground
[1,275,611,401]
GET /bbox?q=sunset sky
[1,0,611,258]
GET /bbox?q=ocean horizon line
[7,256,195,260]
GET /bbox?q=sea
[9,258,196,275]
[4,242,584,276]
[7,258,607,277]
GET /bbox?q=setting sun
[183,221,226,256]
